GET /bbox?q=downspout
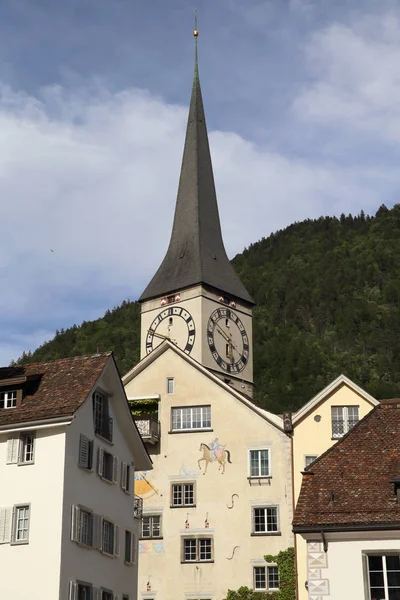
[291,433,299,600]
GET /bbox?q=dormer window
[0,391,17,409]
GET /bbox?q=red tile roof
[293,399,400,532]
[0,353,111,427]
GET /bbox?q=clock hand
[148,330,177,344]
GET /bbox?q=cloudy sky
[1,0,399,364]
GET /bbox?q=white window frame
[171,482,195,507]
[248,448,271,478]
[252,506,279,534]
[19,432,35,465]
[364,552,400,600]
[304,455,318,469]
[0,390,17,409]
[69,581,93,600]
[171,406,211,431]
[141,515,162,539]
[331,405,360,438]
[253,566,279,591]
[167,377,175,394]
[12,504,30,545]
[182,537,213,562]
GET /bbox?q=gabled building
[123,28,294,600]
[293,399,400,600]
[291,375,378,599]
[0,353,152,600]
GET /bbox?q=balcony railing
[95,415,113,443]
[134,415,160,444]
[134,495,143,520]
[332,419,358,438]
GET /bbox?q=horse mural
[198,439,232,474]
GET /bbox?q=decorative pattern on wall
[139,541,165,554]
[198,438,232,474]
[307,540,330,598]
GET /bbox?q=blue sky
[1,0,400,364]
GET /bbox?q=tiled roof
[0,353,111,427]
[293,399,400,532]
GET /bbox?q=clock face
[146,306,196,355]
[207,307,249,373]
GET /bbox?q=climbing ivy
[224,547,295,600]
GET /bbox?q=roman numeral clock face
[207,308,249,373]
[146,307,196,355]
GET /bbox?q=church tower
[139,30,254,397]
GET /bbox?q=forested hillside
[16,204,400,413]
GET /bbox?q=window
[249,449,270,477]
[98,448,118,483]
[182,538,213,562]
[167,377,174,394]
[331,406,359,438]
[102,519,114,555]
[78,435,93,470]
[304,455,318,468]
[72,582,92,600]
[171,483,195,507]
[254,566,279,591]
[93,390,113,442]
[13,505,30,544]
[122,596,130,600]
[0,390,17,409]
[252,507,279,534]
[121,462,131,492]
[101,591,113,600]
[71,505,94,547]
[171,406,211,431]
[366,553,400,600]
[20,433,35,464]
[142,515,162,538]
[124,530,136,564]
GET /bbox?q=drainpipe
[291,433,299,600]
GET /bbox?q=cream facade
[0,356,152,600]
[124,342,293,600]
[291,376,378,599]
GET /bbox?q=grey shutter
[68,582,77,600]
[71,505,81,542]
[92,588,101,600]
[92,513,101,550]
[6,438,19,464]
[114,524,120,557]
[10,506,16,544]
[98,447,104,477]
[131,533,137,564]
[112,456,118,484]
[121,462,127,491]
[79,435,90,469]
[0,507,12,544]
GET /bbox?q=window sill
[170,504,196,509]
[181,560,214,564]
[95,433,114,446]
[11,540,29,546]
[251,532,281,537]
[140,537,163,541]
[101,550,116,558]
[17,461,35,467]
[331,437,344,441]
[78,465,93,472]
[99,476,114,485]
[169,428,213,435]
[247,476,272,480]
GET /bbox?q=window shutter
[10,506,16,544]
[71,505,81,542]
[6,438,19,464]
[114,524,120,557]
[92,588,101,600]
[121,462,127,491]
[0,507,12,544]
[92,513,101,550]
[68,582,77,600]
[98,447,104,477]
[131,533,137,564]
[113,456,119,484]
[78,435,90,468]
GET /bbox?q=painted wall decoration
[134,471,159,499]
[198,438,232,474]
[139,541,165,554]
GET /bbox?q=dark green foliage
[15,205,400,413]
[224,587,278,600]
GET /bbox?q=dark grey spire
[139,38,254,305]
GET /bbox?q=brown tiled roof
[293,399,400,532]
[0,353,111,427]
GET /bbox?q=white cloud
[0,76,399,363]
[293,12,400,140]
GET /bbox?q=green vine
[224,547,295,600]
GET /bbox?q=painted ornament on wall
[134,471,158,499]
[198,438,232,474]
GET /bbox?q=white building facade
[0,353,152,600]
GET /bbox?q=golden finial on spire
[194,8,199,37]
